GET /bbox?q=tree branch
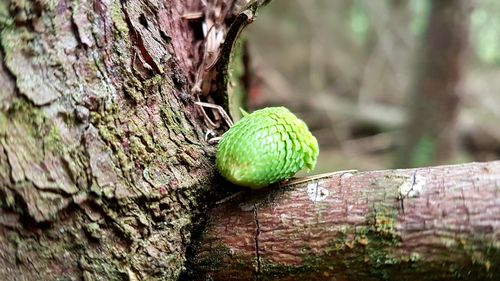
[186,161,500,280]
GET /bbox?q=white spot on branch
[399,173,427,199]
[307,182,329,202]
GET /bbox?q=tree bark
[187,161,500,280]
[0,0,262,280]
[398,0,471,167]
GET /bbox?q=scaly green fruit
[216,107,319,189]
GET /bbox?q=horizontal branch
[186,161,500,280]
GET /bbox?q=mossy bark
[187,161,500,280]
[0,0,263,280]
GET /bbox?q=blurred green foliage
[409,0,430,36]
[349,1,369,44]
[351,0,500,65]
[472,1,500,64]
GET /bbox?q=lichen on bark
[0,0,258,280]
[189,162,500,280]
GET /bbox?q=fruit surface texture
[216,107,319,189]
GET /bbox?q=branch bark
[187,161,500,280]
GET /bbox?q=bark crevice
[254,203,261,275]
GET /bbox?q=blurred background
[242,0,500,173]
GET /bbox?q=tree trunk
[187,161,500,280]
[0,0,262,280]
[398,0,471,167]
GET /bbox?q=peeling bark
[187,161,500,280]
[0,0,265,280]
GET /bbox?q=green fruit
[216,107,319,189]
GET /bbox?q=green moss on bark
[256,206,499,281]
[110,2,129,37]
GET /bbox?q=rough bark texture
[187,161,500,280]
[0,0,262,280]
[399,0,470,167]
